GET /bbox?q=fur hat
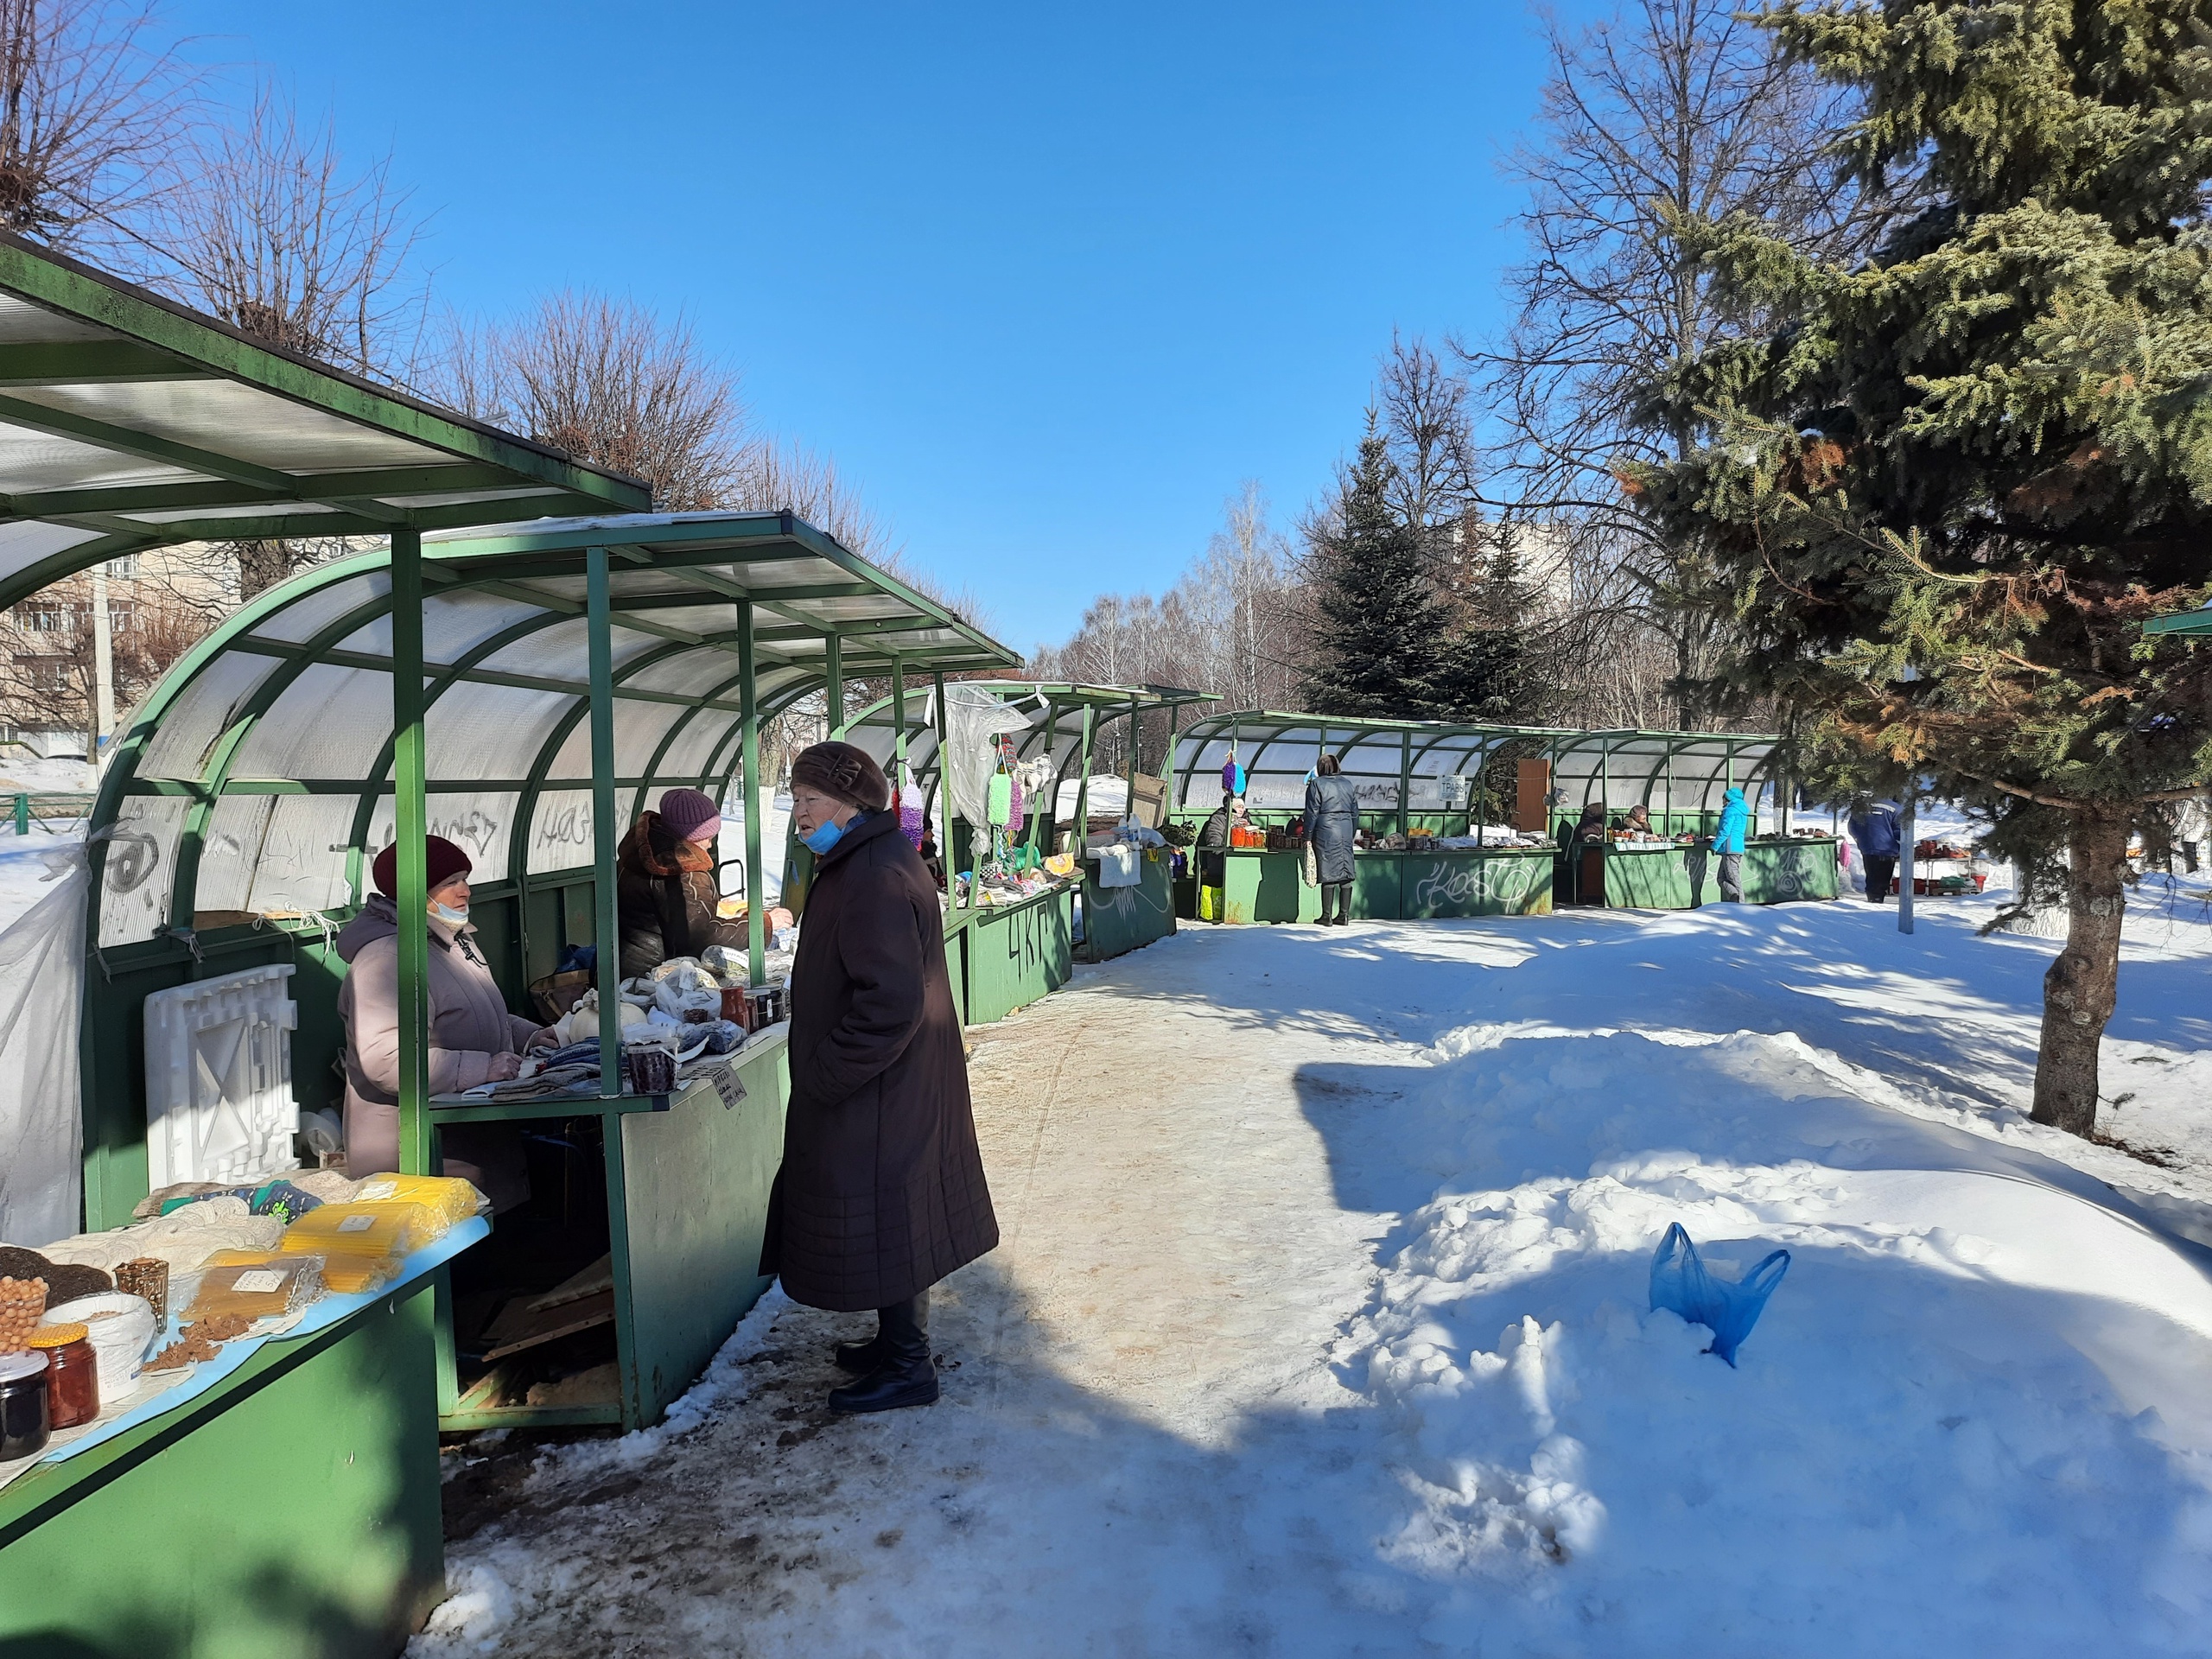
[790,741,890,813]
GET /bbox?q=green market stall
[0,237,649,1656]
[839,681,1217,1022]
[1169,713,1568,922]
[73,509,1016,1446]
[1548,729,1840,908]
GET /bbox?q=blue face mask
[803,817,848,856]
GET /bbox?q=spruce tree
[1304,426,1454,720]
[1630,0,2212,1136]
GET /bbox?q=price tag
[233,1270,286,1294]
[338,1215,375,1233]
[709,1064,747,1110]
[358,1179,397,1201]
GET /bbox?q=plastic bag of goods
[648,957,722,1022]
[1648,1223,1789,1367]
[303,1252,396,1296]
[346,1173,485,1226]
[281,1200,446,1261]
[45,1292,158,1400]
[184,1251,326,1322]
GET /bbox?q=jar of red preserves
[25,1323,97,1429]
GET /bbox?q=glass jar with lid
[0,1350,49,1459]
[26,1323,98,1429]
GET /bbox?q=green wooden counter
[429,1028,791,1433]
[0,1259,451,1658]
[950,881,1076,1025]
[1210,846,1555,924]
[1597,836,1840,909]
[1079,849,1177,963]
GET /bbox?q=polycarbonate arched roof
[839,680,1217,801]
[87,512,1020,946]
[1170,712,1780,815]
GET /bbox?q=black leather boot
[829,1292,938,1414]
[830,1332,886,1374]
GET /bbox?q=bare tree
[440,292,746,511]
[0,568,210,753]
[1463,0,1895,725]
[154,82,429,377]
[0,0,199,255]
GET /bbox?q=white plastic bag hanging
[0,842,92,1246]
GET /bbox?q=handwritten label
[709,1063,747,1110]
[358,1179,397,1201]
[233,1270,286,1294]
[338,1214,375,1233]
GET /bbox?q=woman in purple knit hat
[615,786,748,976]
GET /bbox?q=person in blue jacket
[1847,798,1902,903]
[1711,785,1749,901]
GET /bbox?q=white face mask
[430,899,468,925]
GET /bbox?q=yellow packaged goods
[183,1253,324,1322]
[280,1200,441,1261]
[315,1255,398,1296]
[345,1174,481,1227]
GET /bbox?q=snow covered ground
[411,884,2212,1657]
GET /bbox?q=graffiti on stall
[1408,858,1542,915]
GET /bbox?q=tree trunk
[2030,810,2131,1135]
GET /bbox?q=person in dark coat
[1848,798,1903,903]
[761,741,998,1414]
[616,786,746,977]
[1303,753,1360,925]
[1197,790,1235,889]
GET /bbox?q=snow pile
[1338,1027,2212,1649]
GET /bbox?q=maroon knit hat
[790,741,890,812]
[372,835,472,900]
[657,787,721,842]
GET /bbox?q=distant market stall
[840,680,1216,1023]
[1168,715,1839,919]
[1548,728,1840,908]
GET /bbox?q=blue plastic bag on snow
[1649,1223,1789,1366]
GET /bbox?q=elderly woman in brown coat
[761,741,998,1414]
[335,835,542,1209]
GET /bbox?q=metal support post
[391,526,431,1173]
[1399,730,1413,837]
[1897,793,1917,935]
[587,546,622,1096]
[823,633,843,738]
[739,599,766,988]
[1071,704,1096,856]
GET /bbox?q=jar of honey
[25,1323,97,1429]
[0,1350,49,1459]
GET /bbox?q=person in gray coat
[1304,753,1360,925]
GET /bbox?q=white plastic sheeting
[0,843,89,1245]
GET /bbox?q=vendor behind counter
[334,836,540,1210]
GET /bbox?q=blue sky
[167,3,1594,650]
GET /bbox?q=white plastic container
[143,963,299,1188]
[46,1292,158,1401]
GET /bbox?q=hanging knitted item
[986,770,1014,827]
[899,785,926,849]
[1007,770,1026,838]
[1222,754,1247,797]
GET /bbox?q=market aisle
[415,925,1435,1657]
[414,897,2212,1657]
